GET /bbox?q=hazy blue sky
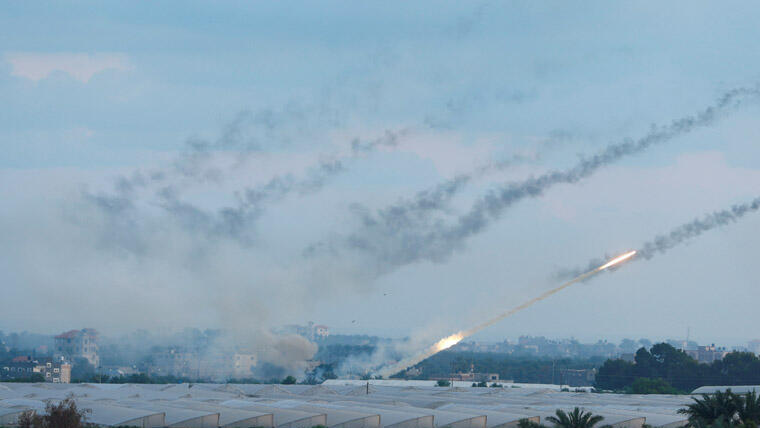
[2,1,760,346]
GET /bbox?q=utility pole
[552,360,555,385]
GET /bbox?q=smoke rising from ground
[70,111,410,378]
[331,86,760,275]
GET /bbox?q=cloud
[4,52,132,83]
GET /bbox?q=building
[314,325,330,340]
[1,360,37,381]
[447,372,500,383]
[686,345,729,363]
[563,368,597,387]
[233,353,258,378]
[34,358,72,383]
[55,328,99,367]
[146,347,195,378]
[1,357,71,383]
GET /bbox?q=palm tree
[678,389,739,426]
[546,408,604,428]
[736,390,760,425]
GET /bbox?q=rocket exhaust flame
[597,250,636,271]
[376,250,637,378]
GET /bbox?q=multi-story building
[686,345,729,363]
[34,358,72,383]
[54,328,99,367]
[314,325,330,340]
[232,353,258,378]
[563,368,597,387]
[146,347,195,378]
[1,357,71,383]
[1,360,37,381]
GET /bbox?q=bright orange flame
[377,249,639,378]
[434,333,464,352]
[597,250,637,271]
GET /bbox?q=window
[54,368,59,373]
[46,372,51,377]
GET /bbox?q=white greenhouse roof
[0,381,705,427]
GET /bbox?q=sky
[2,1,760,348]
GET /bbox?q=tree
[70,357,95,382]
[678,390,739,426]
[18,397,88,428]
[595,359,633,391]
[627,378,679,395]
[736,391,760,425]
[281,375,297,385]
[546,408,604,428]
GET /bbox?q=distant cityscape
[2,324,759,385]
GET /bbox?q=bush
[281,375,297,385]
[518,419,549,428]
[18,398,89,428]
[436,380,450,387]
[626,378,679,395]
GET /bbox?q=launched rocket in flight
[376,250,637,378]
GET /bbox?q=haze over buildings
[2,1,760,384]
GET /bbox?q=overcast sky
[2,1,760,347]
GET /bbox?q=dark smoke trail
[86,126,408,249]
[340,86,760,271]
[451,87,759,239]
[155,129,406,241]
[558,196,760,278]
[637,196,760,259]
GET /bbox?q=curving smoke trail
[340,86,760,272]
[155,130,406,241]
[86,125,408,246]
